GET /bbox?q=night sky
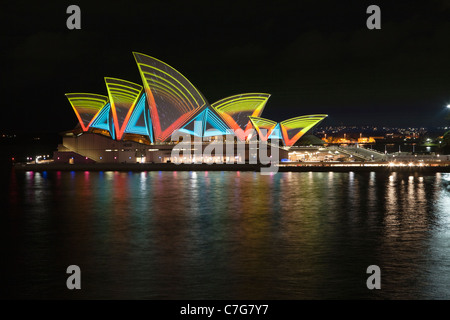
[1,0,450,133]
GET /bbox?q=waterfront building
[56,53,327,163]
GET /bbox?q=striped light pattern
[105,77,143,140]
[248,116,278,141]
[90,102,116,139]
[279,114,328,147]
[124,93,154,142]
[268,124,282,140]
[133,52,207,142]
[211,93,270,141]
[249,114,327,147]
[203,108,230,137]
[65,93,109,131]
[179,107,230,137]
[178,110,206,137]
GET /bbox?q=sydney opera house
[55,53,327,164]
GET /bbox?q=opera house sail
[250,115,328,148]
[133,52,208,142]
[211,93,270,141]
[65,93,109,132]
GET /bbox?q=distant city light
[447,105,450,109]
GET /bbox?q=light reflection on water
[1,170,450,299]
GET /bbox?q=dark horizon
[1,0,450,133]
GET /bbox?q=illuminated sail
[179,107,230,137]
[279,114,328,147]
[248,116,278,141]
[65,93,109,131]
[249,114,327,147]
[134,52,207,142]
[105,77,143,140]
[211,93,270,141]
[124,93,154,142]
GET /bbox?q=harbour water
[1,169,450,299]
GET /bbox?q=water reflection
[2,170,450,299]
[423,173,450,298]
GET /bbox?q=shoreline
[12,162,450,173]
